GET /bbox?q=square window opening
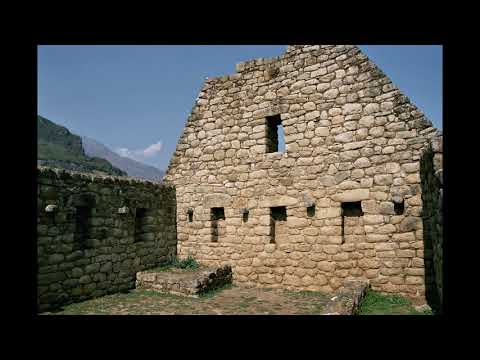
[211,207,225,221]
[341,202,364,217]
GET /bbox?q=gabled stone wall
[37,167,176,311]
[165,45,442,302]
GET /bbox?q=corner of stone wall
[419,133,443,312]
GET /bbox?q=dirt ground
[42,285,332,315]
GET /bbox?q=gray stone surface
[136,265,233,297]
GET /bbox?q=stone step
[136,265,232,298]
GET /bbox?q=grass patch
[235,302,252,310]
[145,255,200,273]
[358,291,433,315]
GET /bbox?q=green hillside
[37,115,127,177]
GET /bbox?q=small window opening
[394,200,405,215]
[270,206,287,244]
[307,205,316,217]
[341,202,364,244]
[211,207,225,243]
[75,206,91,248]
[187,209,194,222]
[266,115,285,153]
[242,208,249,223]
[341,202,364,217]
[134,208,148,242]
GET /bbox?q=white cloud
[116,147,131,158]
[115,141,163,162]
[142,141,163,157]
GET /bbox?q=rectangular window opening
[211,207,225,243]
[394,200,405,215]
[266,115,285,153]
[270,206,287,244]
[242,209,249,223]
[341,202,364,245]
[341,202,364,217]
[75,206,91,248]
[134,208,148,242]
[307,205,316,217]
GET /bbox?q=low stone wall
[420,135,443,312]
[136,265,233,297]
[37,167,177,312]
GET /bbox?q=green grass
[145,255,200,273]
[358,291,433,315]
[173,255,200,270]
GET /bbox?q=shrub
[169,254,199,270]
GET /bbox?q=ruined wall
[37,167,176,312]
[420,134,443,311]
[165,45,442,301]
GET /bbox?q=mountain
[37,115,127,177]
[82,136,165,182]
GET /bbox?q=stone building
[164,45,443,304]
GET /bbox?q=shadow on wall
[420,140,443,314]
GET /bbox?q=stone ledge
[37,166,172,188]
[136,265,233,298]
[321,279,370,315]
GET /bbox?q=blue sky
[38,45,442,170]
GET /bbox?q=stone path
[42,285,334,315]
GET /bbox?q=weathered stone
[343,103,362,115]
[332,189,370,202]
[259,196,298,208]
[374,174,393,186]
[399,217,421,232]
[203,193,232,208]
[353,157,371,168]
[324,89,339,99]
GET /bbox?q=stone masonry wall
[165,45,442,302]
[420,134,443,311]
[37,167,176,312]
